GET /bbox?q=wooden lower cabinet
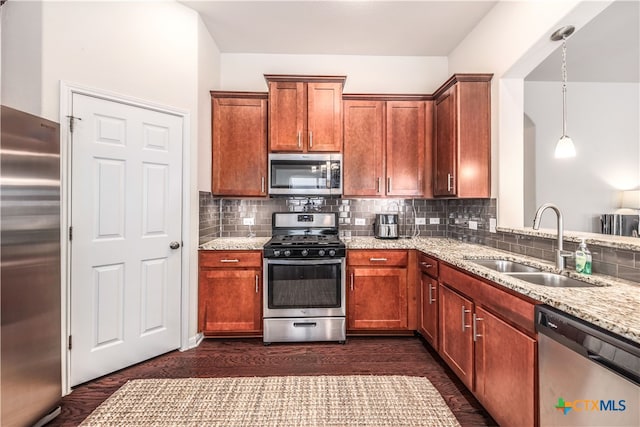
[198,251,262,336]
[347,250,409,332]
[438,263,538,427]
[417,252,439,349]
[438,284,474,389]
[418,273,438,348]
[475,306,536,427]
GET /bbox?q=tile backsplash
[199,192,640,283]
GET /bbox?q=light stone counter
[199,237,270,251]
[199,236,640,344]
[347,237,640,344]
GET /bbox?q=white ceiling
[181,0,497,56]
[181,0,639,83]
[527,0,639,82]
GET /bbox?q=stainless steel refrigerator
[1,105,62,426]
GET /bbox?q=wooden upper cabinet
[433,74,492,198]
[211,92,268,197]
[343,100,385,196]
[386,101,426,197]
[266,75,345,152]
[343,96,432,198]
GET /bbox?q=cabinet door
[268,81,306,151]
[433,88,457,196]
[348,267,408,330]
[307,82,342,152]
[212,96,267,196]
[343,100,385,196]
[419,273,438,349]
[474,306,536,427]
[198,269,262,335]
[438,284,473,389]
[386,101,425,197]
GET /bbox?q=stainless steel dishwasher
[536,305,640,426]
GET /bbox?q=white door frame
[59,81,192,394]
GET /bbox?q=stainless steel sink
[505,272,599,288]
[470,259,541,273]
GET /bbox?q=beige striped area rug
[80,375,461,426]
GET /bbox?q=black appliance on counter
[263,212,346,344]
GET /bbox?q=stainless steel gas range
[262,212,346,344]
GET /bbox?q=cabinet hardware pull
[369,257,388,262]
[220,259,240,263]
[297,131,301,148]
[261,177,265,193]
[255,275,259,294]
[447,173,454,192]
[350,273,354,291]
[462,306,471,332]
[420,262,433,268]
[309,131,313,148]
[387,177,392,193]
[429,284,436,304]
[377,177,381,193]
[473,313,484,342]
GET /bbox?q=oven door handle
[293,322,317,328]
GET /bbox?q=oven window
[267,263,341,309]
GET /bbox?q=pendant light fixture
[551,25,576,158]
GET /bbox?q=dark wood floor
[50,336,497,426]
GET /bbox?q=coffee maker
[374,214,399,239]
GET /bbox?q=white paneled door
[70,93,182,386]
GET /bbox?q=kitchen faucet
[532,203,573,271]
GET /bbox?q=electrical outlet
[429,217,440,225]
[243,217,255,226]
[415,217,426,225]
[355,218,366,226]
[489,218,497,233]
[468,220,478,230]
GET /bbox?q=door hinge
[66,115,82,133]
[69,226,73,241]
[68,335,72,350]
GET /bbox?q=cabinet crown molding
[264,74,347,87]
[432,73,493,99]
[210,91,268,99]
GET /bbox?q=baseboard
[181,333,203,351]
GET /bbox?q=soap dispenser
[575,239,592,275]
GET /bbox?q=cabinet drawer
[199,251,262,268]
[418,252,439,278]
[347,250,408,267]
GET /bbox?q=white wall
[1,0,43,114]
[447,0,611,228]
[220,53,448,94]
[196,19,221,191]
[40,1,198,121]
[525,81,640,231]
[35,1,220,346]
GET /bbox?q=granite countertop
[199,236,640,344]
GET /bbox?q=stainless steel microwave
[268,153,342,196]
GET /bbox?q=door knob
[169,241,180,250]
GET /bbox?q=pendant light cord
[561,36,568,137]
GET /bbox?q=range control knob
[301,249,309,256]
[318,249,326,257]
[273,250,281,257]
[283,250,291,257]
[328,249,336,257]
